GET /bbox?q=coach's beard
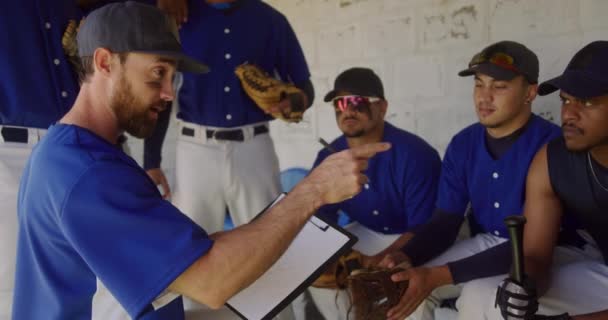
[110,75,160,139]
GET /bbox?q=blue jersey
[437,114,561,237]
[13,125,213,319]
[177,0,310,127]
[313,122,441,234]
[0,1,81,128]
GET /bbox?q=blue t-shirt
[313,122,441,234]
[177,0,310,127]
[437,114,561,237]
[13,125,213,319]
[0,1,81,128]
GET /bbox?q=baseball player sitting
[11,3,390,319]
[494,41,608,320]
[308,67,442,320]
[376,41,566,320]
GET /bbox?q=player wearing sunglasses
[376,41,570,320]
[308,67,442,320]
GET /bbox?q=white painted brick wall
[126,0,608,186]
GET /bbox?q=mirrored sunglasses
[331,95,381,112]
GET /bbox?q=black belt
[181,125,268,141]
[1,127,29,143]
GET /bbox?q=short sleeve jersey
[313,122,441,234]
[13,124,213,319]
[437,114,561,237]
[177,0,310,127]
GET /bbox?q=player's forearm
[178,183,322,308]
[524,255,552,295]
[378,232,414,256]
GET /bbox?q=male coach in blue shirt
[376,41,563,320]
[12,3,388,320]
[0,1,82,318]
[307,67,441,320]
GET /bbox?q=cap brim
[458,64,518,81]
[324,90,339,102]
[142,50,209,74]
[538,71,608,98]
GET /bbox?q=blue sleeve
[447,241,511,284]
[403,148,441,228]
[401,209,463,266]
[60,161,213,318]
[436,137,470,215]
[274,14,310,84]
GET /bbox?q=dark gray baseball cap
[324,68,385,102]
[77,1,208,74]
[458,41,538,84]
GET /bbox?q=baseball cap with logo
[77,1,208,73]
[324,67,385,102]
[538,41,608,99]
[458,41,539,84]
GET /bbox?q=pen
[318,138,337,154]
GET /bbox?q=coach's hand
[386,265,452,320]
[304,142,390,206]
[146,168,171,200]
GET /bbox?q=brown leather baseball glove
[311,250,364,289]
[234,63,306,123]
[62,19,85,80]
[347,267,408,320]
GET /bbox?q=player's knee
[457,278,498,311]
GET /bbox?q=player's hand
[495,276,538,319]
[304,142,391,206]
[157,0,188,27]
[267,91,308,116]
[377,250,411,269]
[386,266,443,320]
[146,168,171,200]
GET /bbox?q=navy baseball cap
[459,41,539,84]
[538,41,608,99]
[324,68,385,102]
[77,1,208,73]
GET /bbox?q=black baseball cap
[77,1,208,73]
[324,67,385,102]
[538,41,608,99]
[458,41,539,84]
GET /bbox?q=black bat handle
[504,215,526,284]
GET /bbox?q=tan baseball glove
[62,19,85,79]
[234,63,306,123]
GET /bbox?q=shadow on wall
[223,167,350,230]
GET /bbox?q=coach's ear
[92,48,115,78]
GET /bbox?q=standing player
[147,0,313,231]
[0,2,83,318]
[494,41,608,320]
[11,3,389,320]
[307,67,441,320]
[377,41,564,320]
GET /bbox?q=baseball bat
[504,215,526,284]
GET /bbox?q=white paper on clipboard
[226,194,356,320]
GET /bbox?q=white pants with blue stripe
[172,121,294,320]
[408,233,608,320]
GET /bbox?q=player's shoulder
[449,121,484,147]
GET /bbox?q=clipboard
[226,193,357,320]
